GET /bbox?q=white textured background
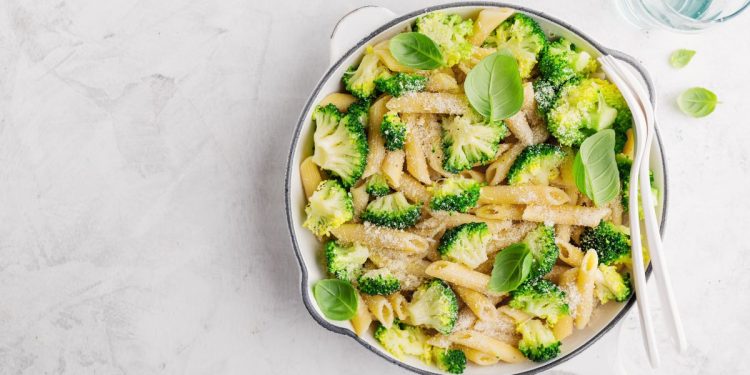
[0,0,748,374]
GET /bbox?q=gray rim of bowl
[283,2,669,374]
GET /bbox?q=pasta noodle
[522,205,611,227]
[504,111,534,145]
[363,95,390,178]
[553,315,574,341]
[402,114,433,184]
[458,169,485,183]
[351,184,369,219]
[479,186,570,206]
[388,293,410,321]
[557,240,584,267]
[398,173,431,203]
[425,72,460,93]
[364,295,395,328]
[351,292,373,336]
[425,260,501,297]
[474,204,525,221]
[300,156,322,200]
[319,92,357,112]
[484,144,525,185]
[470,8,514,45]
[386,92,470,115]
[381,150,405,188]
[459,345,500,366]
[331,224,429,254]
[454,285,499,322]
[373,39,416,73]
[575,250,600,329]
[449,330,525,363]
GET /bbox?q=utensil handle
[329,5,396,65]
[639,163,688,353]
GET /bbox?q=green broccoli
[522,224,559,280]
[509,279,570,326]
[375,72,428,97]
[358,268,401,295]
[483,13,547,79]
[381,112,407,151]
[428,176,482,213]
[437,222,490,269]
[441,114,508,173]
[538,37,598,87]
[365,173,391,197]
[311,104,368,187]
[516,319,561,362]
[303,180,353,237]
[595,265,633,303]
[506,144,566,186]
[616,154,658,213]
[361,192,421,229]
[347,98,371,126]
[343,52,389,99]
[546,78,630,147]
[414,12,474,67]
[407,279,459,334]
[432,347,466,374]
[533,79,559,115]
[579,220,631,266]
[325,241,369,282]
[374,321,431,362]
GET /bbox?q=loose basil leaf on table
[389,32,444,70]
[464,52,524,123]
[677,87,718,118]
[573,129,620,206]
[489,242,532,293]
[313,279,358,320]
[669,49,696,69]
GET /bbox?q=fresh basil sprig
[489,243,532,293]
[669,49,696,69]
[573,129,620,206]
[313,279,358,320]
[464,52,524,123]
[677,87,718,118]
[389,32,444,70]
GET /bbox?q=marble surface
[0,0,748,374]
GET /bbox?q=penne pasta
[522,204,611,227]
[557,240,584,267]
[331,224,429,254]
[398,173,431,203]
[364,95,390,178]
[381,150,405,188]
[504,111,534,146]
[553,314,574,341]
[388,293,410,321]
[425,261,501,297]
[460,345,501,366]
[351,292,373,336]
[364,295,395,328]
[402,114,433,184]
[575,250,600,329]
[449,330,525,363]
[474,204,525,221]
[386,92,470,115]
[458,169,485,183]
[319,92,357,112]
[351,184,369,219]
[470,8,514,45]
[429,211,512,233]
[479,186,570,206]
[300,156,322,200]
[425,72,460,93]
[484,144,526,185]
[454,285,499,322]
[373,39,416,73]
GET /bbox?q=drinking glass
[616,0,750,31]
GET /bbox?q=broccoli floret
[374,321,431,362]
[429,176,482,213]
[533,79,559,115]
[506,144,566,186]
[441,114,508,173]
[546,78,630,147]
[365,173,391,197]
[311,104,368,187]
[414,12,474,67]
[579,220,631,266]
[375,73,428,97]
[347,98,371,126]
[595,265,633,303]
[483,13,547,79]
[509,279,570,326]
[325,241,369,282]
[361,192,421,229]
[522,224,559,280]
[516,319,561,362]
[343,52,389,99]
[303,180,353,237]
[407,279,459,334]
[538,37,598,87]
[616,154,658,213]
[437,222,490,269]
[381,112,407,151]
[432,347,467,374]
[358,268,401,295]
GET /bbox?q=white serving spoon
[600,56,688,355]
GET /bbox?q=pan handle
[329,5,397,65]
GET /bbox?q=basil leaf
[669,49,696,69]
[573,129,620,206]
[389,32,444,70]
[313,279,358,320]
[677,87,718,118]
[488,243,532,293]
[464,52,524,123]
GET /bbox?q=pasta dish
[297,8,648,374]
